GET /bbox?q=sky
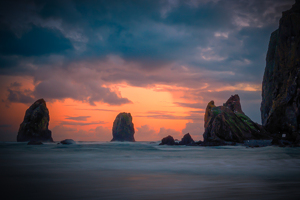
[0,0,295,142]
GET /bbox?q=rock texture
[111,112,135,142]
[261,1,300,141]
[17,99,53,142]
[204,95,270,143]
[179,133,195,145]
[159,135,176,145]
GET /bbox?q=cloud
[5,87,35,105]
[9,82,22,88]
[157,127,182,140]
[65,116,91,121]
[33,75,132,106]
[135,125,182,141]
[135,125,157,141]
[59,121,106,126]
[4,62,133,106]
[0,0,296,129]
[0,0,294,71]
[75,108,117,112]
[174,102,204,109]
[0,25,73,56]
[51,125,111,141]
[182,122,203,141]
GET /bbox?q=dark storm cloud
[0,0,294,64]
[0,25,73,56]
[6,88,35,104]
[0,0,296,105]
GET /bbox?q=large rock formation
[261,1,300,141]
[17,99,53,142]
[111,112,135,142]
[204,95,270,144]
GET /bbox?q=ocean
[1,141,300,200]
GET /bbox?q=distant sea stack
[203,95,269,144]
[17,99,53,142]
[111,112,135,142]
[159,135,175,145]
[261,0,300,141]
[179,133,195,145]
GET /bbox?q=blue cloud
[0,25,73,56]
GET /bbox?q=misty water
[1,141,300,200]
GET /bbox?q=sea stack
[203,95,269,144]
[261,1,300,141]
[17,99,53,142]
[179,133,195,145]
[111,112,135,142]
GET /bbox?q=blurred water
[1,141,300,200]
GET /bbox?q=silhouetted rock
[27,141,43,145]
[59,139,76,144]
[17,99,53,142]
[261,1,300,141]
[203,95,270,144]
[179,133,195,145]
[159,135,176,145]
[111,112,135,142]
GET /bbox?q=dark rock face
[111,112,135,142]
[179,133,195,145]
[204,95,270,143]
[17,99,53,142]
[261,1,300,141]
[59,139,76,144]
[159,135,175,145]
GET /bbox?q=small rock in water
[179,133,195,145]
[159,135,176,145]
[59,139,76,145]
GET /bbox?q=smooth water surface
[1,141,300,200]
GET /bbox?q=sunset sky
[0,0,295,141]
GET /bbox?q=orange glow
[1,74,256,142]
[0,75,196,141]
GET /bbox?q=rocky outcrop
[179,133,195,145]
[159,135,176,145]
[17,99,53,142]
[59,139,76,144]
[204,95,270,143]
[111,112,135,142]
[261,1,300,141]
